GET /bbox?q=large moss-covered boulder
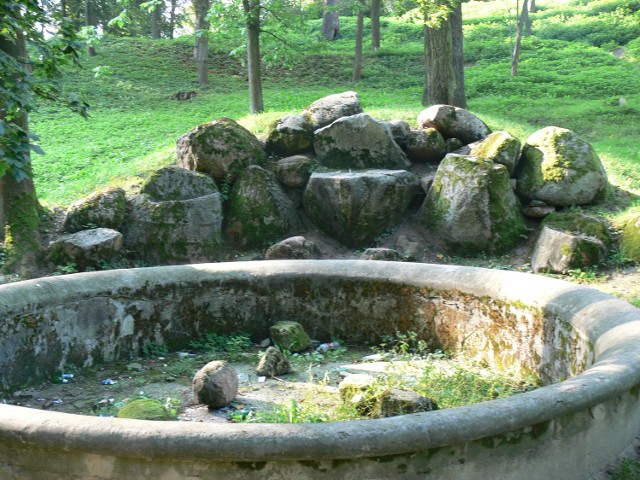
[620,212,640,263]
[455,131,522,175]
[124,193,223,265]
[303,170,420,248]
[63,187,127,233]
[531,212,611,273]
[405,128,446,163]
[140,166,218,201]
[116,398,175,420]
[301,91,363,129]
[417,105,491,145]
[418,154,526,255]
[269,321,312,353]
[313,114,410,170]
[514,127,608,206]
[225,166,300,248]
[176,117,266,185]
[265,114,314,156]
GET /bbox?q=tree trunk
[193,0,210,85]
[61,0,67,17]
[353,10,364,80]
[422,3,467,108]
[243,0,264,114]
[529,0,536,13]
[0,32,44,277]
[85,0,96,56]
[169,0,177,39]
[371,0,380,50]
[512,0,529,77]
[322,0,340,41]
[151,2,162,39]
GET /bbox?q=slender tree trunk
[529,0,536,12]
[371,0,380,50]
[0,32,44,277]
[322,0,340,41]
[85,0,96,56]
[353,10,364,80]
[422,3,467,108]
[243,0,264,113]
[512,0,529,77]
[169,0,177,38]
[193,0,210,85]
[151,2,162,39]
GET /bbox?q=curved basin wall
[0,260,639,480]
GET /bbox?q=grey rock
[387,119,412,148]
[303,170,420,248]
[396,235,424,261]
[418,154,526,255]
[375,388,438,418]
[445,137,464,153]
[301,91,363,129]
[124,193,223,265]
[256,346,291,377]
[417,105,491,145]
[265,114,314,156]
[225,166,300,249]
[63,187,126,233]
[313,114,410,170]
[48,228,123,270]
[192,361,239,408]
[405,128,446,163]
[140,166,218,201]
[269,321,312,353]
[455,131,522,175]
[275,155,317,188]
[176,117,266,185]
[360,248,402,261]
[265,236,321,260]
[514,127,608,206]
[523,201,556,218]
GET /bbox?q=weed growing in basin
[376,331,430,359]
[141,341,169,359]
[189,333,253,361]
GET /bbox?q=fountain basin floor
[0,260,639,479]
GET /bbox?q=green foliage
[141,341,169,358]
[611,458,640,480]
[376,331,430,358]
[189,332,253,361]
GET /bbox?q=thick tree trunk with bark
[243,0,264,113]
[322,0,340,41]
[353,10,364,80]
[422,3,467,108]
[85,0,96,56]
[193,0,210,85]
[151,3,162,39]
[512,0,529,76]
[0,33,44,277]
[371,0,380,50]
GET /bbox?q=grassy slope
[30,0,640,216]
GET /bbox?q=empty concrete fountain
[1,260,640,479]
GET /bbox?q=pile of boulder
[49,91,639,274]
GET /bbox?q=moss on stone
[116,398,175,420]
[620,212,640,263]
[542,212,611,246]
[269,320,312,353]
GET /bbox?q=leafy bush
[189,333,253,361]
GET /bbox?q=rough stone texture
[124,193,223,265]
[417,105,491,145]
[303,170,420,248]
[63,187,126,233]
[139,166,218,201]
[225,166,300,249]
[387,119,412,148]
[374,388,438,418]
[269,321,312,353]
[405,128,447,163]
[522,200,556,219]
[620,212,640,263]
[47,228,123,270]
[192,361,239,408]
[313,114,410,170]
[176,117,266,185]
[265,114,314,156]
[531,212,611,274]
[455,131,522,175]
[418,154,527,255]
[514,127,608,206]
[301,91,363,129]
[446,137,464,153]
[396,235,424,261]
[264,236,321,260]
[256,346,291,377]
[116,399,173,420]
[275,155,317,188]
[360,248,402,261]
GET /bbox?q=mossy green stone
[269,321,312,353]
[541,212,611,247]
[620,213,640,263]
[116,398,174,420]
